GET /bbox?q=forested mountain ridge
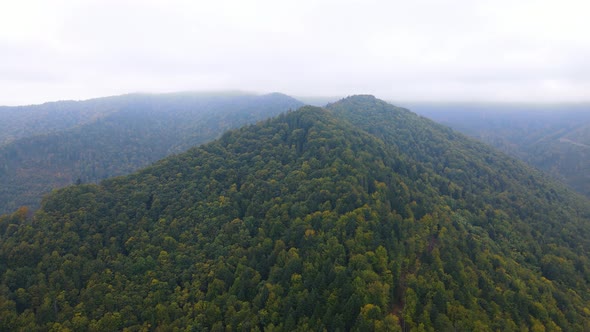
[0,94,152,146]
[409,103,590,198]
[0,92,295,146]
[1,96,589,331]
[0,92,303,214]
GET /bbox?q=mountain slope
[408,103,590,198]
[0,96,126,146]
[1,97,589,331]
[0,92,303,214]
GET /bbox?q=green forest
[1,96,590,331]
[410,103,590,198]
[0,92,302,214]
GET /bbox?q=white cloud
[1,0,589,105]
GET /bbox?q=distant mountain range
[2,93,589,215]
[408,103,590,198]
[0,92,303,214]
[1,96,589,330]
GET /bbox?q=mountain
[408,103,590,198]
[0,92,303,214]
[1,96,589,331]
[0,97,125,146]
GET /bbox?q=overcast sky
[1,0,589,105]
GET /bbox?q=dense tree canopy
[1,96,589,331]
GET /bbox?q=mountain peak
[328,94,379,105]
[344,94,378,101]
[327,95,400,115]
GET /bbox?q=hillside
[0,97,124,146]
[1,96,589,331]
[409,103,590,198]
[0,92,303,214]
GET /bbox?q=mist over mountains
[410,103,590,198]
[3,0,590,328]
[1,95,589,330]
[0,92,302,214]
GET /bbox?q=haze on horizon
[1,0,589,106]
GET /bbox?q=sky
[1,0,590,106]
